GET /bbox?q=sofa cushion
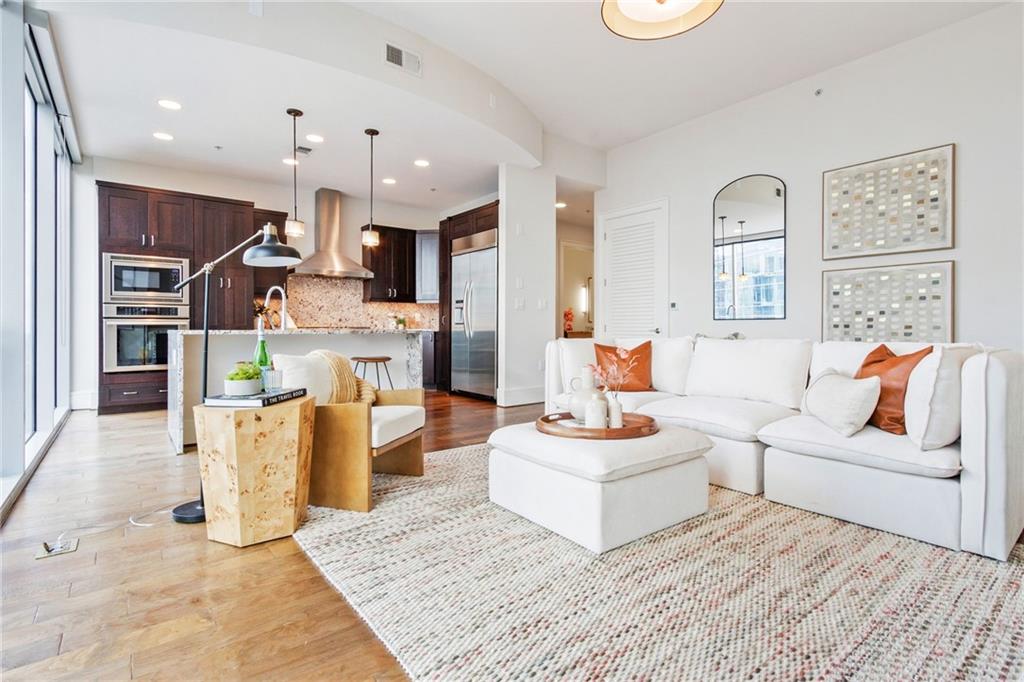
[685,338,812,409]
[617,336,694,395]
[638,396,798,442]
[595,341,652,391]
[801,369,880,437]
[488,422,712,483]
[557,338,598,394]
[757,415,961,478]
[273,352,333,405]
[371,406,425,448]
[905,345,982,450]
[553,391,675,414]
[855,344,934,435]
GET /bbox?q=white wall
[497,163,556,406]
[595,5,1023,349]
[70,156,438,408]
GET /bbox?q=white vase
[607,394,624,428]
[585,393,608,428]
[569,366,605,422]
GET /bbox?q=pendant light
[601,0,724,41]
[362,128,381,247]
[736,219,749,282]
[284,108,305,238]
[716,215,729,281]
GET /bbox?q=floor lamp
[170,223,303,523]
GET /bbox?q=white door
[598,200,669,339]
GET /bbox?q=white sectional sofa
[543,336,1024,561]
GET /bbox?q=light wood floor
[0,392,543,680]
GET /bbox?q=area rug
[294,444,1024,681]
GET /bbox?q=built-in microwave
[102,253,189,305]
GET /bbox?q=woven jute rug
[294,444,1024,681]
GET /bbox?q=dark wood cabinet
[252,209,290,295]
[421,331,436,389]
[191,199,255,330]
[98,185,149,251]
[362,225,418,303]
[436,200,498,391]
[147,193,194,253]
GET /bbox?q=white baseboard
[70,390,98,410]
[496,385,544,407]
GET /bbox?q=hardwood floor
[0,392,543,680]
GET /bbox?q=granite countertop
[174,328,433,336]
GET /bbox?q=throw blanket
[308,350,377,404]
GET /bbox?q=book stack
[203,388,307,408]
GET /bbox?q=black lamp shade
[243,224,302,267]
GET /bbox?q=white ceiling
[556,177,597,228]
[49,13,514,210]
[353,1,999,149]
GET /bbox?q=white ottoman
[487,422,712,553]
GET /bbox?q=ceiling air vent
[385,42,422,77]
[296,145,313,156]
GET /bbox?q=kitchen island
[167,328,426,453]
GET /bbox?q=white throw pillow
[801,369,881,437]
[556,339,598,394]
[685,338,813,409]
[272,352,333,405]
[904,345,981,450]
[616,336,693,395]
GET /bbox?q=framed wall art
[822,143,954,260]
[821,260,954,343]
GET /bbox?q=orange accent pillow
[594,341,652,392]
[855,344,933,435]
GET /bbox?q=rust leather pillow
[594,341,653,392]
[855,344,933,435]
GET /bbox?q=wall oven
[102,253,189,305]
[103,312,189,373]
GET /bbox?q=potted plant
[224,362,263,396]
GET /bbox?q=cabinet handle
[158,389,168,393]
[227,277,232,289]
[149,234,155,246]
[219,277,224,289]
[122,390,138,396]
[141,234,146,246]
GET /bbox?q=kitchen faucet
[265,285,288,330]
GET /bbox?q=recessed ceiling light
[157,99,181,111]
[153,132,174,141]
[305,134,324,143]
[414,159,430,168]
[282,158,299,166]
[601,0,723,41]
[555,201,567,209]
[382,177,397,185]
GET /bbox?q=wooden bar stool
[352,356,394,390]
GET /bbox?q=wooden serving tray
[535,412,659,440]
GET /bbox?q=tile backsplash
[281,275,439,330]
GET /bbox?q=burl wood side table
[193,395,315,547]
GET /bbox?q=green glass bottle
[253,316,271,375]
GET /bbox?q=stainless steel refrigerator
[451,229,497,398]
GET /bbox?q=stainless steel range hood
[291,188,374,279]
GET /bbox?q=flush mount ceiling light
[555,201,567,209]
[157,99,182,111]
[414,159,430,168]
[153,131,174,141]
[601,0,723,41]
[305,133,324,143]
[381,177,397,185]
[284,108,306,238]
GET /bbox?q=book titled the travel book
[203,388,307,408]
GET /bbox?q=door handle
[648,328,661,334]
[466,281,474,339]
[462,280,471,339]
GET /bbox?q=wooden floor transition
[0,391,543,680]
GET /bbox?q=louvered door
[599,200,669,338]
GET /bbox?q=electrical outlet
[513,297,526,311]
[36,538,79,560]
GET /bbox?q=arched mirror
[713,175,786,320]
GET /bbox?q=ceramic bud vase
[569,366,605,422]
[607,393,624,428]
[585,392,608,428]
